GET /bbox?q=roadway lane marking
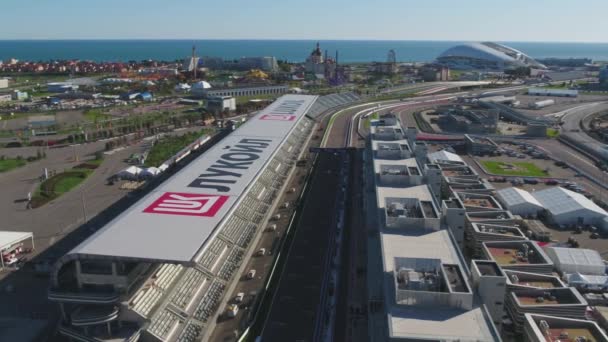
[563,149,596,168]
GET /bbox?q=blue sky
[1,0,607,42]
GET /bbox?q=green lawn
[144,131,208,167]
[481,160,549,177]
[31,169,92,208]
[364,112,380,129]
[83,109,111,122]
[235,94,279,105]
[546,128,560,138]
[0,158,27,172]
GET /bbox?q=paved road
[260,152,345,342]
[558,102,608,160]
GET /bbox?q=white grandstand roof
[427,150,464,164]
[68,95,317,263]
[532,187,607,217]
[497,187,543,208]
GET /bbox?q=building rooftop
[455,192,502,210]
[427,150,464,165]
[483,241,552,266]
[388,306,498,341]
[474,260,504,277]
[511,288,586,307]
[526,313,608,342]
[377,184,434,211]
[505,270,566,289]
[472,223,526,238]
[373,158,419,175]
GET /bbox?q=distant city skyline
[1,0,607,42]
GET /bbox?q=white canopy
[117,166,143,180]
[140,167,161,178]
[0,231,33,252]
[546,247,606,276]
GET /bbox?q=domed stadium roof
[437,42,545,70]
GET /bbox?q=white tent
[140,167,161,178]
[174,83,191,92]
[191,81,212,89]
[117,166,143,180]
[427,150,464,165]
[533,187,607,226]
[0,231,34,269]
[545,247,606,275]
[566,273,608,291]
[497,187,544,217]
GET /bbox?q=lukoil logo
[143,192,229,217]
[259,114,296,121]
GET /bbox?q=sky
[1,0,607,42]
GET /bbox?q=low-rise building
[524,313,608,342]
[482,240,554,275]
[374,158,422,187]
[372,140,412,160]
[194,84,288,99]
[0,78,8,89]
[504,270,567,290]
[465,134,499,155]
[505,288,588,333]
[206,96,236,115]
[47,82,78,93]
[438,109,498,134]
[470,260,508,326]
[468,222,527,257]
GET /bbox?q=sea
[1,40,608,63]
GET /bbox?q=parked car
[247,269,256,279]
[234,292,245,303]
[226,304,239,318]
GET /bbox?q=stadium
[48,95,320,342]
[436,42,546,71]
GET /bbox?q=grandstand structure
[49,95,318,342]
[305,92,360,119]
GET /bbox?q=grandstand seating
[197,238,229,273]
[235,223,257,248]
[176,322,203,342]
[217,248,244,281]
[170,269,208,311]
[154,264,184,291]
[306,92,360,118]
[132,286,163,317]
[148,309,181,340]
[220,216,252,243]
[193,280,225,322]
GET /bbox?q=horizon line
[0,38,607,44]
